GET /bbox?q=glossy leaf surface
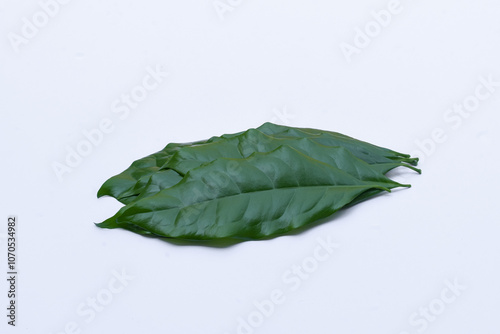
[98,124,418,204]
[100,147,392,240]
[96,123,420,242]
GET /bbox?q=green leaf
[256,122,418,165]
[98,146,399,240]
[96,123,420,242]
[97,140,205,204]
[105,129,419,205]
[97,123,417,204]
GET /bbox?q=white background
[1,0,499,333]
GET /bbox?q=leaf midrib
[124,183,388,217]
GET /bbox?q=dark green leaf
[98,123,417,204]
[98,146,400,240]
[96,123,420,242]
